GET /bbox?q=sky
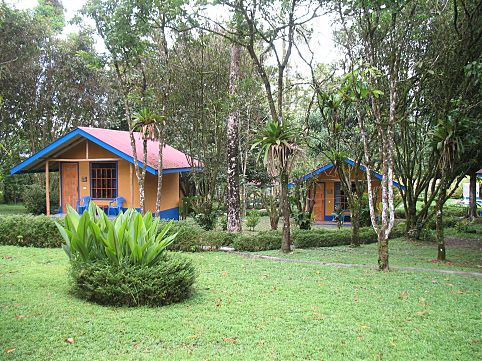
[7,0,341,74]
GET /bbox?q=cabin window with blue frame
[91,162,117,199]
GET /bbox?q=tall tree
[200,0,320,249]
[226,44,242,232]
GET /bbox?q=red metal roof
[79,127,196,170]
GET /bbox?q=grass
[0,204,27,215]
[1,245,481,360]
[256,237,481,272]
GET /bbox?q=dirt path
[230,251,482,278]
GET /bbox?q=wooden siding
[312,166,382,220]
[54,139,179,212]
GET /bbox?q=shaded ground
[256,237,481,272]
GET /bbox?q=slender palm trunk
[436,187,446,261]
[155,131,164,218]
[469,173,477,220]
[350,205,360,247]
[280,171,291,252]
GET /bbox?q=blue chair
[107,196,126,216]
[76,196,92,214]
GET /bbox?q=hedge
[292,227,379,249]
[232,231,282,251]
[0,215,63,248]
[70,253,196,307]
[161,220,238,251]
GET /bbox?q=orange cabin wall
[55,139,179,212]
[311,166,382,221]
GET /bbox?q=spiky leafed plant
[252,120,302,253]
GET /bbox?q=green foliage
[233,231,282,252]
[161,219,204,252]
[0,215,63,247]
[160,220,237,251]
[57,204,177,267]
[252,119,302,176]
[245,209,260,231]
[292,228,378,249]
[70,253,195,307]
[293,211,312,230]
[219,214,228,231]
[194,212,218,231]
[23,183,59,215]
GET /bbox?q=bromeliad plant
[56,203,177,267]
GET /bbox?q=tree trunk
[469,173,477,220]
[435,188,446,261]
[350,206,360,247]
[378,230,389,271]
[406,201,420,240]
[280,171,291,253]
[226,44,241,232]
[155,130,164,218]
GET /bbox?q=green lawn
[1,246,480,360]
[256,237,482,272]
[0,204,27,215]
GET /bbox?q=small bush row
[0,215,63,247]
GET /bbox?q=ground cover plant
[0,245,480,360]
[56,204,195,306]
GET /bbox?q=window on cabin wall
[91,162,117,199]
[334,182,355,210]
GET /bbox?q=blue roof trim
[10,128,200,176]
[10,128,82,175]
[288,159,405,190]
[163,167,203,174]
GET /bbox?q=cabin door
[61,163,79,212]
[313,183,325,221]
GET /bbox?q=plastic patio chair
[76,196,92,214]
[107,196,126,216]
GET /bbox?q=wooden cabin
[290,160,403,222]
[10,127,200,219]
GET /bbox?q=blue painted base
[323,215,351,222]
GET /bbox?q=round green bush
[70,253,196,307]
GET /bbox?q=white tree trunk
[227,44,242,232]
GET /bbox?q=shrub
[292,227,378,249]
[194,212,218,230]
[199,230,238,250]
[293,211,312,230]
[246,209,260,231]
[70,254,195,307]
[233,231,281,251]
[0,214,63,247]
[57,204,196,306]
[258,208,269,217]
[219,214,228,231]
[394,208,406,219]
[23,183,59,215]
[162,219,204,252]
